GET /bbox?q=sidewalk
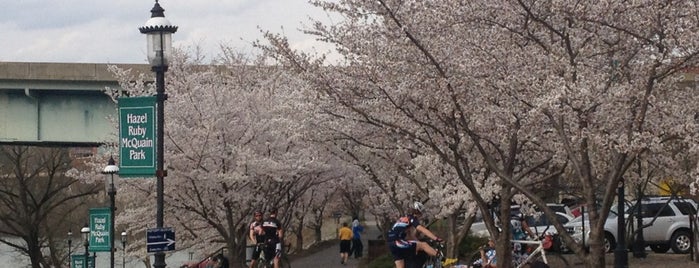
[290,216,382,268]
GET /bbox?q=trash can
[367,239,387,261]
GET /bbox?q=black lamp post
[121,230,127,268]
[614,179,628,268]
[81,224,90,268]
[67,230,73,265]
[103,156,119,268]
[139,2,177,268]
[632,186,646,258]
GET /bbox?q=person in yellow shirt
[338,222,353,265]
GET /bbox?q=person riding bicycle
[386,201,443,268]
[261,208,284,268]
[248,210,265,268]
[511,212,536,266]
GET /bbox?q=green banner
[71,254,95,268]
[118,96,156,177]
[89,207,111,252]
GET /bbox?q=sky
[0,0,338,64]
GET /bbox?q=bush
[368,254,394,268]
[458,234,489,261]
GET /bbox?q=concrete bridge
[0,62,150,146]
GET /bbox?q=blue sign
[146,227,175,253]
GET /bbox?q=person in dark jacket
[350,217,364,258]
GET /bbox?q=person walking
[350,217,364,258]
[338,222,353,265]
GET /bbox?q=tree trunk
[295,218,304,253]
[314,225,322,244]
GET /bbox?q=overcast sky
[0,0,337,64]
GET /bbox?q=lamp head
[102,156,119,174]
[139,1,178,68]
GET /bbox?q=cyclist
[248,211,265,268]
[511,212,536,266]
[386,201,442,268]
[261,208,284,268]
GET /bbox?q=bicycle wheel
[253,258,270,268]
[279,255,291,268]
[421,258,441,268]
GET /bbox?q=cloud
[0,0,336,64]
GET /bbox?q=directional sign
[146,227,175,253]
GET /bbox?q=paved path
[291,217,382,268]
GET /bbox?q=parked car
[470,203,574,238]
[564,196,698,254]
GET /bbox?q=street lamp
[81,224,90,268]
[121,230,127,268]
[632,186,646,258]
[67,229,73,265]
[139,2,177,268]
[103,156,119,268]
[614,179,628,268]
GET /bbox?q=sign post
[89,207,111,252]
[118,96,156,177]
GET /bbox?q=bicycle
[247,243,291,268]
[407,239,445,268]
[511,239,548,268]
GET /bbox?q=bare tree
[0,146,100,268]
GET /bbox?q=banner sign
[71,254,95,268]
[118,96,156,177]
[89,207,111,252]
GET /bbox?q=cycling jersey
[261,217,282,244]
[249,221,265,243]
[387,215,420,243]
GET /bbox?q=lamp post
[139,2,177,268]
[81,224,90,268]
[121,231,127,268]
[103,156,119,268]
[67,230,73,265]
[614,179,628,268]
[632,186,646,258]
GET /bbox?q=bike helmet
[412,201,425,214]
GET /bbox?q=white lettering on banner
[127,113,147,124]
[121,138,154,149]
[128,125,147,138]
[130,150,146,159]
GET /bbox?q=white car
[564,196,698,254]
[470,212,574,238]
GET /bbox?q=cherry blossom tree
[258,1,699,266]
[104,49,340,268]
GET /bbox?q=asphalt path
[290,217,382,268]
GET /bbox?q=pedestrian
[350,217,364,258]
[338,222,353,265]
[471,238,496,268]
